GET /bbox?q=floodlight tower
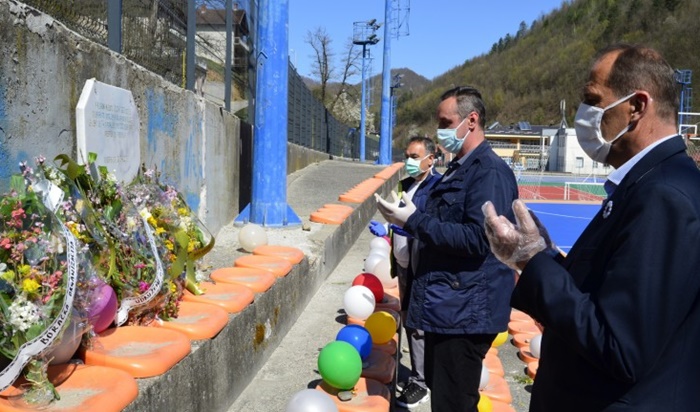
[378,0,410,165]
[353,20,381,162]
[675,69,693,131]
[389,73,404,143]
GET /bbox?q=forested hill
[393,0,700,146]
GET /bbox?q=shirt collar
[606,134,676,186]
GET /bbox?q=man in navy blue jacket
[484,44,700,411]
[376,86,518,412]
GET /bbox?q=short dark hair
[440,86,487,129]
[407,136,436,155]
[596,44,679,122]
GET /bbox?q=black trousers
[424,332,496,412]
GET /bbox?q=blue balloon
[335,324,372,360]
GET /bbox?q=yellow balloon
[477,393,493,412]
[364,311,396,345]
[491,331,508,348]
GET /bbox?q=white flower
[9,295,42,332]
[126,216,137,232]
[139,208,152,220]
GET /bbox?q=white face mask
[574,92,636,163]
[437,118,469,154]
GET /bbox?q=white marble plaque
[76,79,140,183]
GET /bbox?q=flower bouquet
[0,174,83,407]
[127,166,214,298]
[45,153,168,326]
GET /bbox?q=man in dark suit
[376,86,518,412]
[483,44,700,411]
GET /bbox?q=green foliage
[393,0,700,141]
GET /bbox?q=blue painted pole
[378,0,392,165]
[359,44,367,162]
[234,0,301,227]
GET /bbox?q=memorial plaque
[76,79,140,183]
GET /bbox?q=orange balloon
[364,311,396,345]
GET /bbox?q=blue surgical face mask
[404,155,430,178]
[437,118,469,154]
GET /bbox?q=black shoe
[395,382,429,409]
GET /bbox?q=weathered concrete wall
[0,0,240,234]
[287,143,331,174]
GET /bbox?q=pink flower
[138,281,150,293]
[134,263,146,269]
[0,238,11,249]
[11,208,25,219]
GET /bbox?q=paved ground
[225,159,534,411]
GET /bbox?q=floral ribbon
[114,215,165,326]
[0,224,79,392]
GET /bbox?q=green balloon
[317,341,362,390]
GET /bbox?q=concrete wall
[0,1,339,236]
[0,0,240,235]
[287,143,330,174]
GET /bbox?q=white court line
[528,209,595,220]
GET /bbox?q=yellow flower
[169,281,177,294]
[0,270,14,282]
[18,265,31,276]
[164,240,174,251]
[147,216,158,228]
[21,278,41,295]
[187,240,197,253]
[155,227,166,235]
[177,207,188,217]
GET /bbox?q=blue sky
[288,0,565,81]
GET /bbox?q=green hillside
[392,0,700,148]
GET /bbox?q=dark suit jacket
[512,136,700,411]
[405,140,518,334]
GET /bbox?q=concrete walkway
[225,159,534,412]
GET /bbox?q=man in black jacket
[484,44,700,411]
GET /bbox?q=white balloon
[530,334,543,358]
[368,246,390,258]
[343,285,376,320]
[239,223,268,252]
[363,253,384,273]
[285,388,338,412]
[369,237,391,254]
[370,257,396,288]
[479,363,490,390]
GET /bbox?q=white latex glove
[482,199,546,271]
[374,190,416,227]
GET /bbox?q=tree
[305,27,361,116]
[306,27,334,106]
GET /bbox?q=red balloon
[352,273,384,303]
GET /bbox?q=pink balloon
[86,279,118,333]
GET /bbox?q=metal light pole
[353,20,380,162]
[234,0,301,227]
[389,73,404,144]
[378,0,392,164]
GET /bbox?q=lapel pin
[603,200,613,219]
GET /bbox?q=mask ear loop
[603,92,637,111]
